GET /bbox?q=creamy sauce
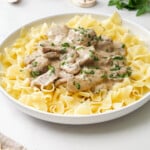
[24,25,132,93]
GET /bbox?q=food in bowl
[0,12,150,115]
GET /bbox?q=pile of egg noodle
[0,12,150,115]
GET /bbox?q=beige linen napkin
[0,133,27,150]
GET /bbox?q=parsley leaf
[61,42,70,47]
[32,61,38,67]
[101,73,108,79]
[112,56,124,60]
[82,69,95,74]
[73,82,81,90]
[89,50,99,61]
[108,0,150,16]
[61,42,70,53]
[31,71,40,78]
[48,65,55,73]
[110,64,121,71]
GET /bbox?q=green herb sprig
[108,0,150,16]
[48,65,55,74]
[31,71,40,78]
[73,82,81,90]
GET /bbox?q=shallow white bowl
[0,13,150,125]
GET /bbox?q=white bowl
[0,13,150,125]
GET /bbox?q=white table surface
[0,0,150,150]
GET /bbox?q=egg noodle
[0,12,150,115]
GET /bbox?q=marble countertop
[0,0,150,150]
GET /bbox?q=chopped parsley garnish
[31,71,40,78]
[117,70,132,78]
[77,26,88,35]
[39,43,44,47]
[117,73,127,78]
[73,82,81,90]
[93,56,99,61]
[112,56,124,60]
[61,61,66,66]
[75,47,83,50]
[61,47,67,53]
[61,42,70,52]
[89,51,99,61]
[88,34,91,38]
[109,73,116,79]
[80,31,85,34]
[32,61,38,67]
[122,44,125,48]
[109,67,132,79]
[101,73,107,79]
[88,42,91,46]
[98,35,103,41]
[51,43,55,46]
[126,67,132,76]
[48,65,55,73]
[110,64,121,71]
[61,42,70,48]
[73,28,78,32]
[82,69,95,74]
[71,46,76,49]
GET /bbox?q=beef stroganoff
[0,12,150,115]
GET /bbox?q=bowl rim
[0,86,150,118]
[0,12,150,118]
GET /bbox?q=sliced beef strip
[55,70,73,87]
[96,35,114,52]
[60,62,81,75]
[27,56,50,74]
[43,52,60,59]
[113,41,126,55]
[24,50,43,65]
[31,60,61,88]
[60,49,79,63]
[76,46,96,66]
[67,70,103,93]
[39,40,74,54]
[47,24,69,44]
[60,49,80,74]
[31,70,58,87]
[67,27,97,46]
[67,50,78,62]
[39,41,62,53]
